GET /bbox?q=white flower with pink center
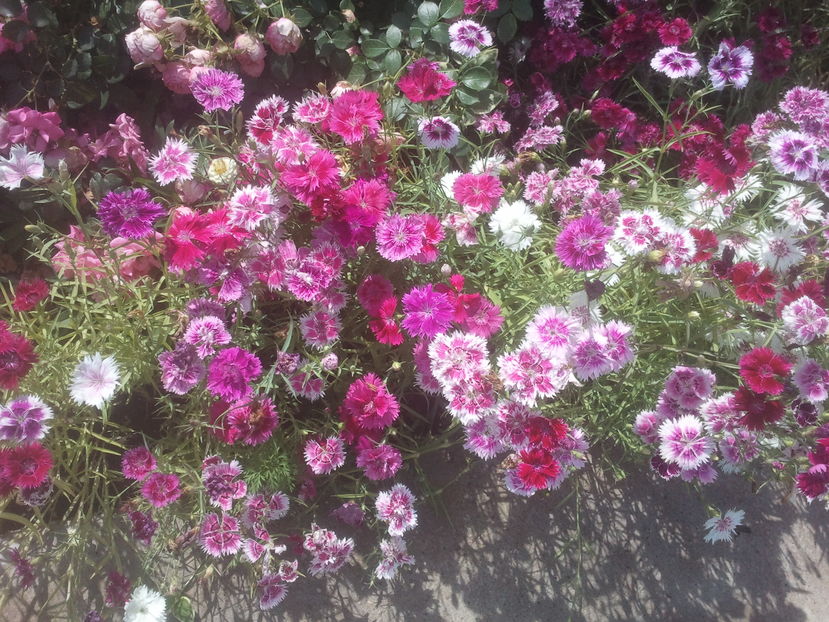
[757,226,804,273]
[654,225,696,274]
[658,415,713,469]
[0,145,44,190]
[703,509,745,543]
[497,342,571,406]
[771,185,824,233]
[376,484,417,536]
[149,138,196,185]
[428,331,491,388]
[614,209,666,254]
[525,306,582,354]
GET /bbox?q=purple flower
[0,395,53,443]
[191,68,245,112]
[401,284,454,338]
[555,214,613,271]
[206,347,262,401]
[418,116,460,149]
[448,20,492,57]
[97,188,165,238]
[543,0,582,28]
[158,343,205,395]
[650,47,701,79]
[186,297,226,320]
[128,509,158,545]
[707,42,753,90]
[202,457,247,511]
[768,130,820,181]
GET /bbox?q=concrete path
[4,449,828,621]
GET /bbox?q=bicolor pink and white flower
[418,116,460,149]
[375,484,418,536]
[149,138,196,185]
[448,20,492,57]
[707,42,753,90]
[651,47,701,78]
[0,145,45,190]
[658,415,713,470]
[703,509,745,543]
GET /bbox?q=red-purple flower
[739,348,791,396]
[730,262,776,305]
[0,325,37,391]
[401,284,454,338]
[0,442,52,489]
[121,447,157,481]
[356,442,402,481]
[733,387,784,431]
[12,279,49,311]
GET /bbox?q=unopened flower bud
[266,18,302,55]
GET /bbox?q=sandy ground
[3,449,828,622]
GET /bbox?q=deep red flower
[777,280,826,316]
[730,262,776,305]
[0,443,52,489]
[12,279,50,312]
[739,347,791,395]
[658,18,692,46]
[690,229,718,263]
[369,298,405,346]
[590,98,637,133]
[526,417,569,452]
[516,448,561,490]
[397,58,456,103]
[757,8,784,34]
[0,326,37,390]
[733,387,784,430]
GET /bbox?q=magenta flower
[543,0,582,28]
[663,366,716,410]
[341,373,400,430]
[401,284,454,338]
[303,524,354,576]
[299,309,342,349]
[247,95,289,145]
[707,42,753,90]
[324,89,384,144]
[376,214,425,261]
[206,347,262,401]
[304,436,346,475]
[226,395,279,446]
[356,443,402,481]
[658,415,713,469]
[121,446,157,481]
[140,472,181,507]
[200,512,243,557]
[569,334,612,381]
[555,214,613,271]
[191,68,245,112]
[452,173,503,214]
[97,188,165,239]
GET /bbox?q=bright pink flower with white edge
[247,95,289,145]
[149,138,196,185]
[376,484,417,536]
[299,309,342,349]
[304,436,346,475]
[658,415,713,469]
[140,472,181,508]
[452,173,503,214]
[200,512,242,557]
[498,342,571,406]
[428,331,491,388]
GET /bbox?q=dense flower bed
[1,0,829,619]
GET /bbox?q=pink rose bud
[125,27,163,65]
[266,18,302,55]
[136,0,168,30]
[160,62,192,94]
[204,0,232,31]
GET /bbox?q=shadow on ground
[4,447,828,621]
